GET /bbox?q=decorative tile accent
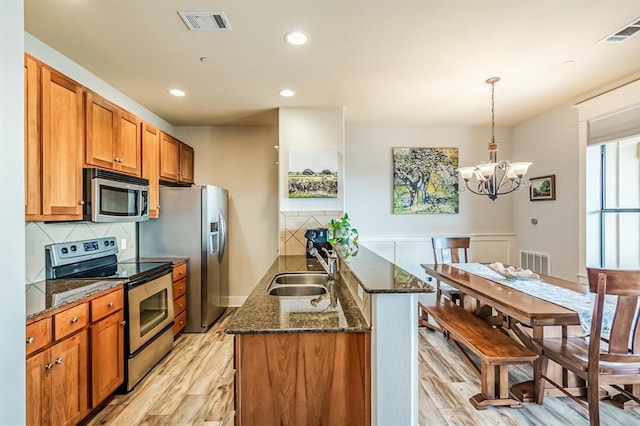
[278,210,342,256]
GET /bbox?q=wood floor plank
[86,308,640,426]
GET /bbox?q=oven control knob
[110,241,115,246]
[61,247,68,254]
[104,241,109,247]
[70,245,77,252]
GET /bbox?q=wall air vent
[520,250,551,275]
[600,17,640,43]
[178,11,232,31]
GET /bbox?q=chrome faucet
[309,247,338,280]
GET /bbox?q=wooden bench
[421,301,538,409]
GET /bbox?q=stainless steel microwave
[83,168,149,222]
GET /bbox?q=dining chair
[419,236,470,330]
[534,268,640,426]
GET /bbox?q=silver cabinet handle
[78,200,85,205]
[108,301,114,307]
[121,320,127,326]
[55,358,63,365]
[70,317,78,324]
[26,337,35,344]
[45,363,53,370]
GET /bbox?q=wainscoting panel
[361,234,516,281]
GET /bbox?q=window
[586,136,640,269]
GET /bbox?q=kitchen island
[226,255,370,425]
[227,247,434,426]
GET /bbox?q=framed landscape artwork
[529,175,556,201]
[288,148,338,198]
[392,147,459,214]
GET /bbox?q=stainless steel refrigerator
[138,185,228,332]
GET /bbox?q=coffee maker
[304,228,332,257]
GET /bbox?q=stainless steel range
[45,236,174,391]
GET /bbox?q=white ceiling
[24,0,640,127]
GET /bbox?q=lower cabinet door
[90,310,125,407]
[50,331,88,426]
[26,350,51,426]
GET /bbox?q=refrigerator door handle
[219,210,226,262]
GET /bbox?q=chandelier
[457,77,532,201]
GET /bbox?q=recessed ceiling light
[169,89,186,97]
[284,31,309,46]
[278,89,296,97]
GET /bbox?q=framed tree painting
[393,147,459,214]
[529,175,556,201]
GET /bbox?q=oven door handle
[127,265,172,288]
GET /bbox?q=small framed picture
[529,175,556,201]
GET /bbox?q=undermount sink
[267,273,329,297]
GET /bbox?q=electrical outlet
[121,238,127,250]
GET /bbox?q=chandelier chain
[490,80,496,144]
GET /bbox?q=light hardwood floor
[85,309,640,425]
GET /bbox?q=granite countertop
[225,255,370,334]
[340,245,435,293]
[125,256,188,265]
[26,279,126,320]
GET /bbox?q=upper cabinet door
[179,143,194,183]
[159,132,180,181]
[115,110,141,176]
[142,122,160,218]
[85,92,116,170]
[41,66,84,219]
[25,55,41,217]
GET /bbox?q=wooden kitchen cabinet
[172,261,188,336]
[160,132,194,184]
[89,288,124,408]
[26,286,124,425]
[85,91,141,176]
[179,142,194,183]
[141,122,161,218]
[26,330,88,426]
[25,54,85,221]
[235,332,371,425]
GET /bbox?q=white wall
[175,126,279,306]
[1,1,26,422]
[511,104,580,281]
[345,126,515,237]
[278,108,345,212]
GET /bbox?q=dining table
[421,262,594,402]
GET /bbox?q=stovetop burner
[66,261,171,280]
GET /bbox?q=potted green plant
[328,213,359,258]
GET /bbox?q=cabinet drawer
[172,262,187,282]
[26,317,52,356]
[173,310,187,335]
[54,303,88,340]
[91,288,124,323]
[173,278,187,299]
[174,294,187,316]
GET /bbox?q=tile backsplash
[25,221,137,284]
[279,210,342,256]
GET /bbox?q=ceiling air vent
[600,17,640,43]
[178,11,232,31]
